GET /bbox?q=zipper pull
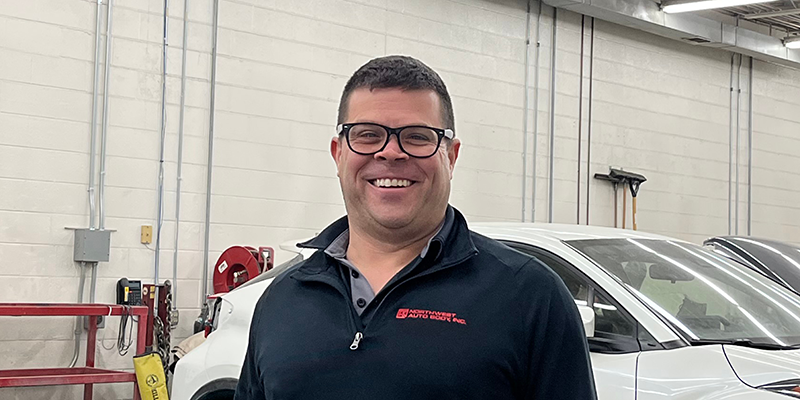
[350,332,363,350]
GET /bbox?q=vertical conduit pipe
[90,264,98,303]
[69,263,88,367]
[173,0,190,311]
[531,0,543,222]
[154,0,169,284]
[521,0,532,222]
[99,0,114,230]
[727,54,734,235]
[747,57,754,236]
[576,15,585,225]
[548,8,558,223]
[202,0,221,301]
[585,17,595,225]
[735,54,742,235]
[73,0,104,369]
[88,0,103,230]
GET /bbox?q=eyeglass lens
[348,124,439,157]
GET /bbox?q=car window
[527,250,590,305]
[505,242,641,352]
[594,292,635,337]
[570,238,800,345]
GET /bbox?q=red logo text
[395,308,466,325]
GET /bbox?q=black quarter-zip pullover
[235,206,596,400]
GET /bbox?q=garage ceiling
[717,0,800,34]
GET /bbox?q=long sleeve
[520,260,597,400]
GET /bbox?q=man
[235,55,596,399]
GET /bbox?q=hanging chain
[153,315,168,368]
[164,284,173,366]
[153,281,173,376]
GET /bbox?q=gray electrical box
[73,229,111,262]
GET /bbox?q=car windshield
[569,238,800,345]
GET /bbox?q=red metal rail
[0,303,149,400]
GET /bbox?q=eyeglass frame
[336,122,455,159]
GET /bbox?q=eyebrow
[348,121,441,128]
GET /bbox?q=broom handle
[622,189,627,229]
[632,196,637,231]
[613,185,618,228]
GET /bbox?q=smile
[369,178,414,188]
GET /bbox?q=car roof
[707,236,800,248]
[277,223,679,254]
[470,222,675,242]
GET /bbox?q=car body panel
[590,353,637,400]
[171,278,275,400]
[172,224,800,400]
[171,336,211,400]
[724,346,800,387]
[638,345,783,399]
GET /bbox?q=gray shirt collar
[321,209,455,316]
[324,219,447,261]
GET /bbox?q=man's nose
[374,134,409,161]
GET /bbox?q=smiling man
[235,56,596,400]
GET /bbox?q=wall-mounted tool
[609,169,647,231]
[193,245,275,336]
[212,246,274,294]
[593,172,623,228]
[595,168,647,230]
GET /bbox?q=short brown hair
[337,55,455,132]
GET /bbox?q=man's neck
[345,219,442,293]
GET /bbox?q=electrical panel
[73,229,111,263]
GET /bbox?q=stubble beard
[341,180,450,245]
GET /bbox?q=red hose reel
[212,246,274,294]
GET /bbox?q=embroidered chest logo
[395,308,466,325]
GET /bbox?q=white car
[172,224,800,400]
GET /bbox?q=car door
[505,242,639,400]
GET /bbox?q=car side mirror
[577,304,595,338]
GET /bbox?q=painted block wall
[0,0,798,398]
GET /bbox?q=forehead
[345,87,443,128]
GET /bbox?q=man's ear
[447,138,461,179]
[331,136,343,176]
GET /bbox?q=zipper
[349,332,363,350]
[360,250,479,334]
[294,250,478,351]
[290,269,363,350]
[343,260,462,351]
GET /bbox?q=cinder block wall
[0,0,798,398]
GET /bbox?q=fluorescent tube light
[662,0,779,13]
[785,36,800,49]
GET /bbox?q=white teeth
[373,178,412,188]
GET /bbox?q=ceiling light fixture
[785,36,800,49]
[662,0,780,13]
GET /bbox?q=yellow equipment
[133,352,170,400]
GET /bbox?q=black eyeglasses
[337,123,454,159]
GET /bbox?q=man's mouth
[369,178,415,188]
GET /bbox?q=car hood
[724,345,800,387]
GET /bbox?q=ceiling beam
[741,8,800,19]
